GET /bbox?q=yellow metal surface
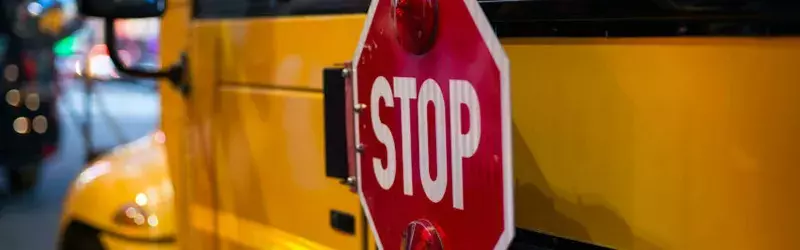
[209,86,360,249]
[162,13,368,249]
[155,0,800,248]
[213,15,365,90]
[60,132,175,240]
[158,0,197,248]
[508,38,800,249]
[189,204,338,250]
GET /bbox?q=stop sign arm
[323,64,357,192]
[353,0,514,248]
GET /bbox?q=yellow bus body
[158,0,800,249]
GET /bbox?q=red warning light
[392,0,438,55]
[400,220,443,250]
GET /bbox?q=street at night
[0,80,159,250]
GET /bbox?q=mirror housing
[75,0,189,95]
[78,0,167,18]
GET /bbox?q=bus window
[192,0,370,19]
[480,0,800,37]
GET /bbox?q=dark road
[0,80,160,250]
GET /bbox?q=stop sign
[352,0,513,249]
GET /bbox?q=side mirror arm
[103,18,189,95]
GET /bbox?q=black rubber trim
[100,228,177,244]
[193,0,800,37]
[491,18,800,37]
[193,0,371,19]
[62,219,176,245]
[60,220,104,250]
[485,0,800,37]
[510,227,612,250]
[330,209,356,235]
[323,67,350,180]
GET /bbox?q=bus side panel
[507,38,800,249]
[212,88,362,249]
[159,0,223,249]
[188,15,368,249]
[215,15,367,91]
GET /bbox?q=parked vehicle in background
[0,0,82,192]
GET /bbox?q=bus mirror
[100,19,189,96]
[78,0,166,18]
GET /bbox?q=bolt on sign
[351,0,513,249]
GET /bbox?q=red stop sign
[352,0,513,249]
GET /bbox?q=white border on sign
[352,0,383,248]
[352,0,513,249]
[462,0,515,249]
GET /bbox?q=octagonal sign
[352,0,513,249]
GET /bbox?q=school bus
[60,0,800,249]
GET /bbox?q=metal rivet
[340,176,357,187]
[339,176,356,187]
[354,103,367,112]
[356,144,365,153]
[342,68,351,78]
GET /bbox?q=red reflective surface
[345,62,358,193]
[393,0,438,55]
[401,220,443,250]
[354,0,510,249]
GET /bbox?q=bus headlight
[113,203,159,228]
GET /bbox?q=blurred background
[0,0,161,248]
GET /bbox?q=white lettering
[449,80,480,210]
[393,77,417,196]
[368,76,480,210]
[370,76,396,190]
[418,79,448,203]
